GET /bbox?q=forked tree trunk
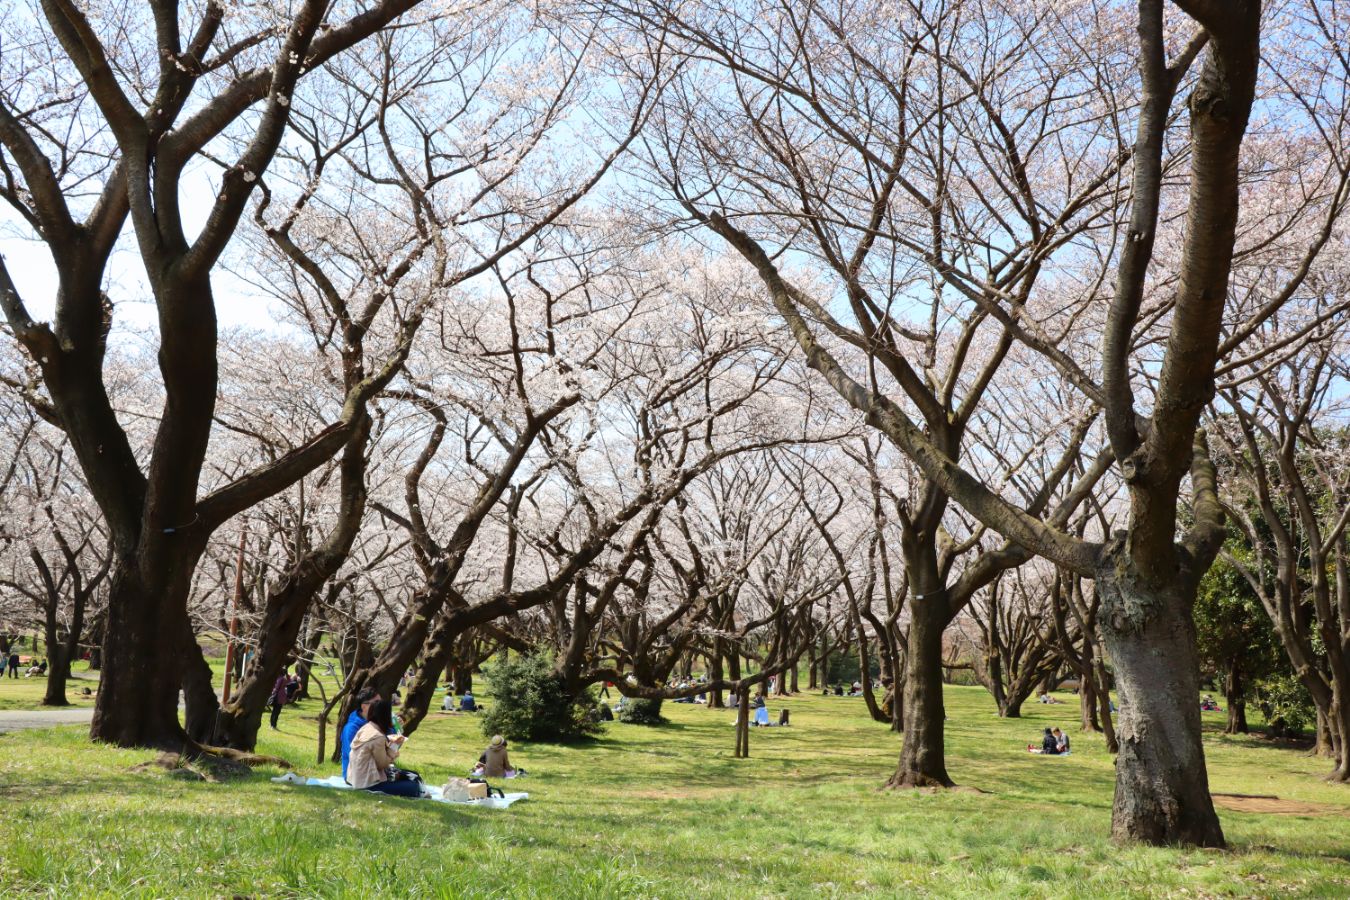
[887,605,952,788]
[1097,566,1223,846]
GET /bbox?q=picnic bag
[442,777,488,801]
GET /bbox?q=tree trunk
[42,637,71,707]
[90,564,193,750]
[1314,709,1333,757]
[1080,673,1099,731]
[1093,658,1119,753]
[887,604,952,788]
[212,574,319,750]
[708,647,725,708]
[1327,687,1350,782]
[1002,695,1025,718]
[734,686,750,758]
[1097,566,1223,846]
[1223,661,1247,735]
[295,628,323,700]
[182,627,220,746]
[398,613,460,736]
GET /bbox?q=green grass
[0,661,99,710]
[0,683,1347,898]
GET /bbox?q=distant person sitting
[341,687,381,782]
[833,685,843,696]
[755,705,771,726]
[1053,727,1070,754]
[348,700,420,797]
[459,690,478,712]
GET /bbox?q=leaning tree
[612,0,1350,846]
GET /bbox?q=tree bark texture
[1097,562,1224,846]
[888,602,952,787]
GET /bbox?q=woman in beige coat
[480,734,515,777]
[348,700,421,798]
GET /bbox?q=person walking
[269,667,291,729]
[7,651,19,678]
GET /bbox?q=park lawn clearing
[0,661,99,711]
[0,684,1347,898]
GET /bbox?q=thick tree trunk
[887,605,952,788]
[42,637,71,707]
[91,563,193,750]
[1002,695,1024,718]
[1098,566,1223,847]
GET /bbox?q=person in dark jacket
[341,687,381,782]
[269,668,291,729]
[1040,727,1059,754]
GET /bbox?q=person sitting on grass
[459,690,478,712]
[348,700,420,798]
[1039,727,1059,754]
[1053,727,1070,754]
[341,686,381,783]
[476,734,521,778]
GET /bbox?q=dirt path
[1212,793,1339,816]
[0,707,94,735]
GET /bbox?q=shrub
[616,697,666,725]
[480,653,602,742]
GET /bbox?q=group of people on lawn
[339,686,519,799]
[4,652,47,678]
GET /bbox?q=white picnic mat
[271,772,529,808]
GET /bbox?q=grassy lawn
[0,661,100,710]
[0,682,1347,898]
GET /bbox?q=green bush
[1256,673,1317,735]
[480,653,602,742]
[616,697,666,725]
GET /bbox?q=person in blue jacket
[341,687,381,782]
